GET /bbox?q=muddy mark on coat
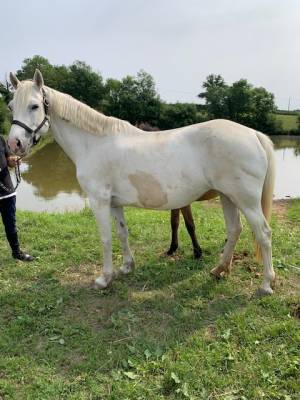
[129,172,168,208]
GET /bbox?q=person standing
[0,135,34,261]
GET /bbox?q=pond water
[13,136,300,212]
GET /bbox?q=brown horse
[136,124,219,259]
[167,190,218,258]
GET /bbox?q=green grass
[0,200,299,399]
[274,113,299,132]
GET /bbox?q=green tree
[159,103,201,129]
[0,96,10,135]
[250,87,277,132]
[0,80,12,103]
[61,61,105,109]
[103,78,122,116]
[227,79,252,125]
[16,55,59,88]
[103,70,161,125]
[198,74,229,119]
[199,74,278,133]
[16,56,105,109]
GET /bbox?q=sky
[1,0,300,109]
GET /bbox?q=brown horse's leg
[167,209,180,255]
[181,205,202,259]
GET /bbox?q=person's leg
[1,196,34,261]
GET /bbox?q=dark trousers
[0,196,17,236]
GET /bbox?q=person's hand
[7,156,21,168]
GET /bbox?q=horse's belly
[111,144,209,210]
[156,175,210,210]
[111,175,209,211]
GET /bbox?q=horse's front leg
[89,197,115,289]
[111,207,135,275]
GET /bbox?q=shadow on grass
[0,253,248,384]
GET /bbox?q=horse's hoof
[194,248,203,259]
[120,260,135,275]
[210,267,223,279]
[254,287,274,298]
[167,247,177,256]
[93,274,114,289]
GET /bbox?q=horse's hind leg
[167,209,180,255]
[210,194,242,278]
[181,205,202,259]
[242,207,275,296]
[111,207,135,275]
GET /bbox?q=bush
[0,97,10,135]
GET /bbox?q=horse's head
[8,69,50,156]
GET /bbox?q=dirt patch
[273,199,289,220]
[290,303,300,319]
[203,324,217,342]
[197,198,290,217]
[59,263,101,287]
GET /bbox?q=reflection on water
[17,142,88,212]
[15,136,300,212]
[22,141,84,199]
[271,136,300,200]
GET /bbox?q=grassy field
[0,200,299,399]
[274,113,298,133]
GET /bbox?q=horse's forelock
[13,81,39,108]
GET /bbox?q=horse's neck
[49,117,94,164]
[46,86,145,163]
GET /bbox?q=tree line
[0,55,297,135]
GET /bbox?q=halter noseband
[11,88,50,146]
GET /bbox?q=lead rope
[0,159,22,193]
[14,161,21,189]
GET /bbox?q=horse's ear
[33,69,44,89]
[10,72,20,89]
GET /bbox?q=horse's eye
[31,104,39,110]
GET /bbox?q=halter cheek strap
[11,88,50,146]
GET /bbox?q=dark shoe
[13,250,34,262]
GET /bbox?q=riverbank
[0,200,299,399]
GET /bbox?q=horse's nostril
[16,139,21,148]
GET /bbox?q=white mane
[48,88,134,136]
[15,81,134,136]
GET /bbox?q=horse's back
[177,119,271,202]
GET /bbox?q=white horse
[8,70,276,296]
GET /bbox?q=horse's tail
[254,132,276,262]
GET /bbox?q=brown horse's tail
[254,132,276,262]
